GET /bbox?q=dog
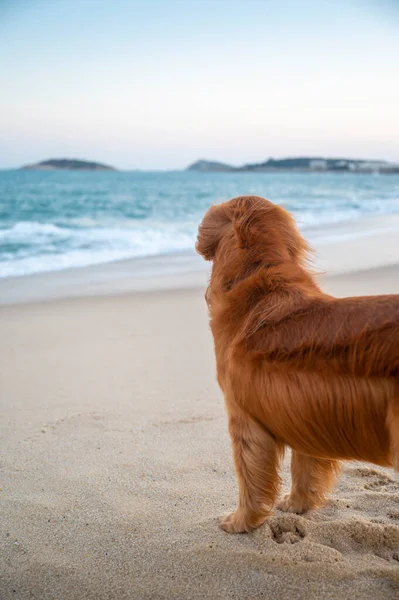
[196,195,399,533]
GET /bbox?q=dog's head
[196,196,309,272]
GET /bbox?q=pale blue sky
[1,0,398,169]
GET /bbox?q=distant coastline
[12,156,399,173]
[186,157,399,174]
[21,159,117,171]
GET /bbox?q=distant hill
[186,157,399,174]
[186,160,234,172]
[21,159,117,171]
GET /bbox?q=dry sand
[1,233,399,599]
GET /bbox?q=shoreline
[1,213,399,305]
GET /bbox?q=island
[186,160,234,172]
[21,159,117,171]
[186,157,399,174]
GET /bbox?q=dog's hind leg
[388,402,399,472]
[220,408,283,533]
[277,451,340,514]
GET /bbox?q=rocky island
[187,157,399,174]
[21,159,117,171]
[187,160,234,172]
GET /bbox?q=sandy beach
[1,219,399,600]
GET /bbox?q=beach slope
[0,234,398,599]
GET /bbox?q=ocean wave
[1,170,399,278]
[1,211,398,278]
[0,222,64,236]
[0,221,198,278]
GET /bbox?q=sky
[0,0,398,170]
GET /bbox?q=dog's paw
[219,511,251,533]
[219,510,268,533]
[277,494,309,514]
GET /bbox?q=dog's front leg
[221,408,283,533]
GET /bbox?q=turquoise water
[1,169,399,278]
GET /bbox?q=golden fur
[196,195,399,533]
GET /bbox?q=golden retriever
[196,195,399,533]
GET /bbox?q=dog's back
[214,269,399,465]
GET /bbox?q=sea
[1,169,399,279]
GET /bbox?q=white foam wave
[1,198,399,278]
[0,221,198,278]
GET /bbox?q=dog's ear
[196,204,230,260]
[233,211,253,250]
[232,197,268,250]
[232,196,311,264]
